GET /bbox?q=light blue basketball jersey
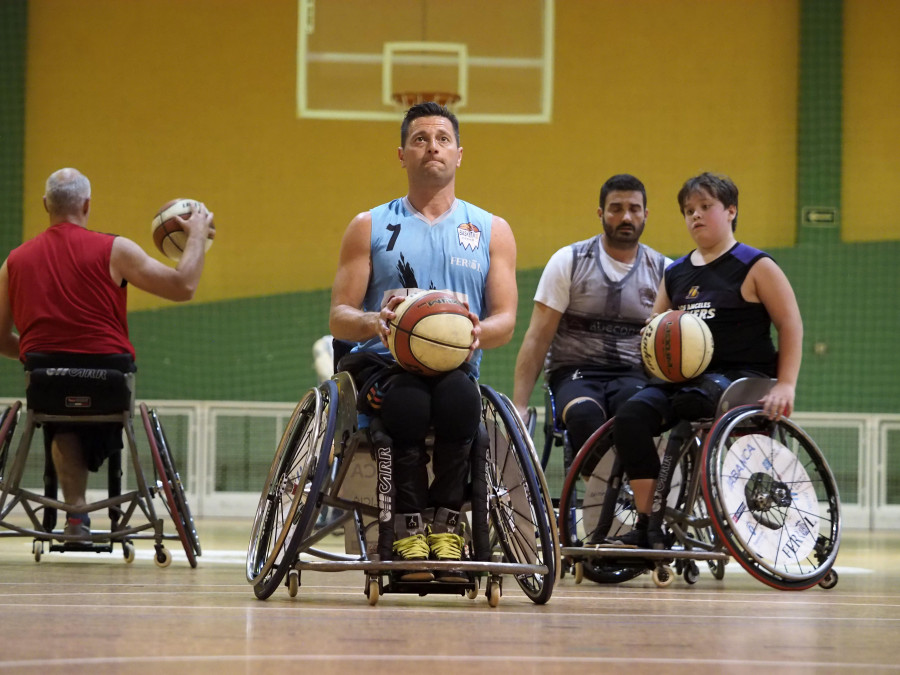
[355,197,493,376]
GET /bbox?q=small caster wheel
[366,578,380,606]
[652,564,674,588]
[684,561,699,585]
[709,559,727,580]
[123,542,135,564]
[33,540,42,563]
[287,570,299,597]
[574,561,584,585]
[466,587,479,600]
[819,569,839,590]
[486,578,501,608]
[154,547,172,568]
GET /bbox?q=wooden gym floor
[1,519,898,674]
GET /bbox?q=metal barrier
[2,397,897,528]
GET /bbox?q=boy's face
[681,189,736,247]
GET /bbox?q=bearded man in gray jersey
[512,174,670,463]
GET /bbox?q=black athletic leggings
[379,368,481,513]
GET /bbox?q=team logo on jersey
[457,222,481,251]
[687,286,700,299]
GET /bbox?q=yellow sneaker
[392,514,434,582]
[427,508,468,583]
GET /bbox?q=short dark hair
[678,172,739,231]
[400,101,460,147]
[599,174,647,209]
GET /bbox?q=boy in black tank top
[611,172,803,547]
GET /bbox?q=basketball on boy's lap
[387,290,474,377]
[641,310,714,383]
[151,198,214,261]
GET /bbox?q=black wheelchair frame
[246,372,559,607]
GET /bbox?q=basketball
[641,310,714,383]
[387,290,474,376]
[151,199,214,261]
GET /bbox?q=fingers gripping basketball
[151,199,215,261]
[387,291,475,376]
[641,310,714,383]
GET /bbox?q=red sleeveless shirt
[7,222,135,361]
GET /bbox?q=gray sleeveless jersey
[540,236,667,373]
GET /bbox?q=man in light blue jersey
[329,102,517,581]
[513,174,670,473]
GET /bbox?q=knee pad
[561,398,606,454]
[613,403,661,480]
[672,374,731,421]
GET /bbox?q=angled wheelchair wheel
[701,405,841,590]
[140,404,201,568]
[498,392,561,585]
[558,420,643,584]
[0,402,20,483]
[247,379,337,600]
[480,385,555,604]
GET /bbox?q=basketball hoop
[392,91,462,111]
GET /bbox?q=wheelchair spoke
[480,385,555,603]
[703,405,841,590]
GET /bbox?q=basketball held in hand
[387,290,475,376]
[641,310,714,383]
[151,199,215,261]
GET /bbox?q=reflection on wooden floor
[1,519,899,674]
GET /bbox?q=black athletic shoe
[605,513,649,547]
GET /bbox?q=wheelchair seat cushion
[24,353,135,415]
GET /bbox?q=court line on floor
[1,653,898,671]
[1,600,898,622]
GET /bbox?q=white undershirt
[597,244,634,282]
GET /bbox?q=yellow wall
[843,0,900,242]
[25,0,799,310]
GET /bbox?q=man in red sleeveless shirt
[0,167,214,538]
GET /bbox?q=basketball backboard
[297,0,555,123]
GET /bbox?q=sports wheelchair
[556,377,841,591]
[246,370,559,607]
[0,357,200,567]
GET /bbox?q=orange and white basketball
[387,291,474,377]
[641,310,714,383]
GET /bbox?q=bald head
[44,168,91,223]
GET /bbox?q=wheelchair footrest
[383,579,478,595]
[293,558,548,576]
[48,541,115,554]
[560,545,729,563]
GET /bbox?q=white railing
[2,397,898,530]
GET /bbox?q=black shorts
[42,423,124,472]
[548,367,648,424]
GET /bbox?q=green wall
[1,1,898,415]
[0,1,26,257]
